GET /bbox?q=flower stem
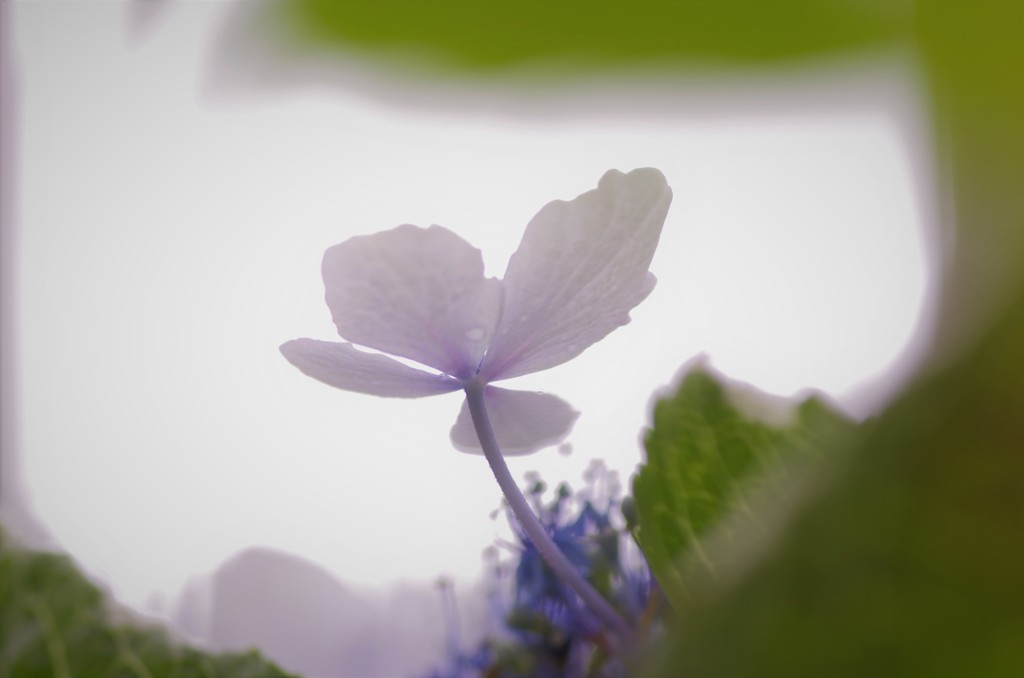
[463,381,633,645]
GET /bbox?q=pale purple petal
[481,168,672,381]
[280,339,461,397]
[323,225,503,380]
[450,387,579,456]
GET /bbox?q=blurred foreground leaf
[282,0,912,70]
[631,365,855,612]
[917,1,1024,350]
[647,290,1024,676]
[0,529,296,678]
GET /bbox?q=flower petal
[280,339,461,397]
[322,225,503,380]
[450,387,579,456]
[481,168,672,380]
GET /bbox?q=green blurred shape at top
[284,0,913,69]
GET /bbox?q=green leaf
[916,1,1024,348]
[636,6,1024,672]
[279,0,913,71]
[0,529,298,678]
[646,289,1024,677]
[631,362,855,611]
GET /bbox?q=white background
[8,1,935,621]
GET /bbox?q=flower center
[463,373,488,392]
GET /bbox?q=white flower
[281,168,672,455]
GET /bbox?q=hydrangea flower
[427,464,657,678]
[281,168,672,455]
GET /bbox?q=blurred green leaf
[647,288,1024,676]
[641,7,1024,669]
[281,0,913,70]
[916,1,1024,347]
[0,529,297,678]
[631,364,855,611]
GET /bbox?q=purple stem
[463,379,632,646]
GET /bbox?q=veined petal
[280,339,461,397]
[450,387,579,456]
[481,168,672,381]
[323,225,503,380]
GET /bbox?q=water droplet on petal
[464,327,485,341]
